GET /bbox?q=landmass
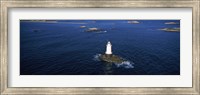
[99,54,124,63]
[21,20,57,23]
[159,28,180,32]
[127,21,140,24]
[165,22,179,25]
[85,28,105,32]
[80,26,86,28]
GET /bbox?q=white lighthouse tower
[105,41,112,55]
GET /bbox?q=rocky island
[85,28,100,32]
[85,28,106,33]
[165,22,179,25]
[127,20,140,24]
[22,20,57,23]
[159,28,180,32]
[100,54,124,63]
[99,41,124,63]
[80,26,86,28]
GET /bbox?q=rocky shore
[22,20,57,23]
[99,54,124,63]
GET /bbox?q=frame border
[1,0,200,95]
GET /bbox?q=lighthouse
[100,41,125,63]
[105,41,112,55]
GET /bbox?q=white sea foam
[95,30,107,33]
[84,30,107,33]
[115,61,134,69]
[93,54,101,61]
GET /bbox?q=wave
[84,30,107,33]
[93,54,102,61]
[94,30,107,33]
[114,61,134,69]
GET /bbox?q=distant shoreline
[21,20,87,24]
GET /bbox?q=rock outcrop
[85,28,105,32]
[99,54,124,63]
[165,22,179,25]
[127,21,140,24]
[80,26,86,28]
[159,28,180,32]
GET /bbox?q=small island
[127,20,140,24]
[100,54,124,63]
[159,28,180,32]
[85,28,106,33]
[80,26,86,28]
[99,41,124,63]
[22,20,58,23]
[85,28,100,32]
[165,22,179,25]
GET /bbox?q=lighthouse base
[99,54,124,63]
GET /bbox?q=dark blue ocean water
[20,20,180,75]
